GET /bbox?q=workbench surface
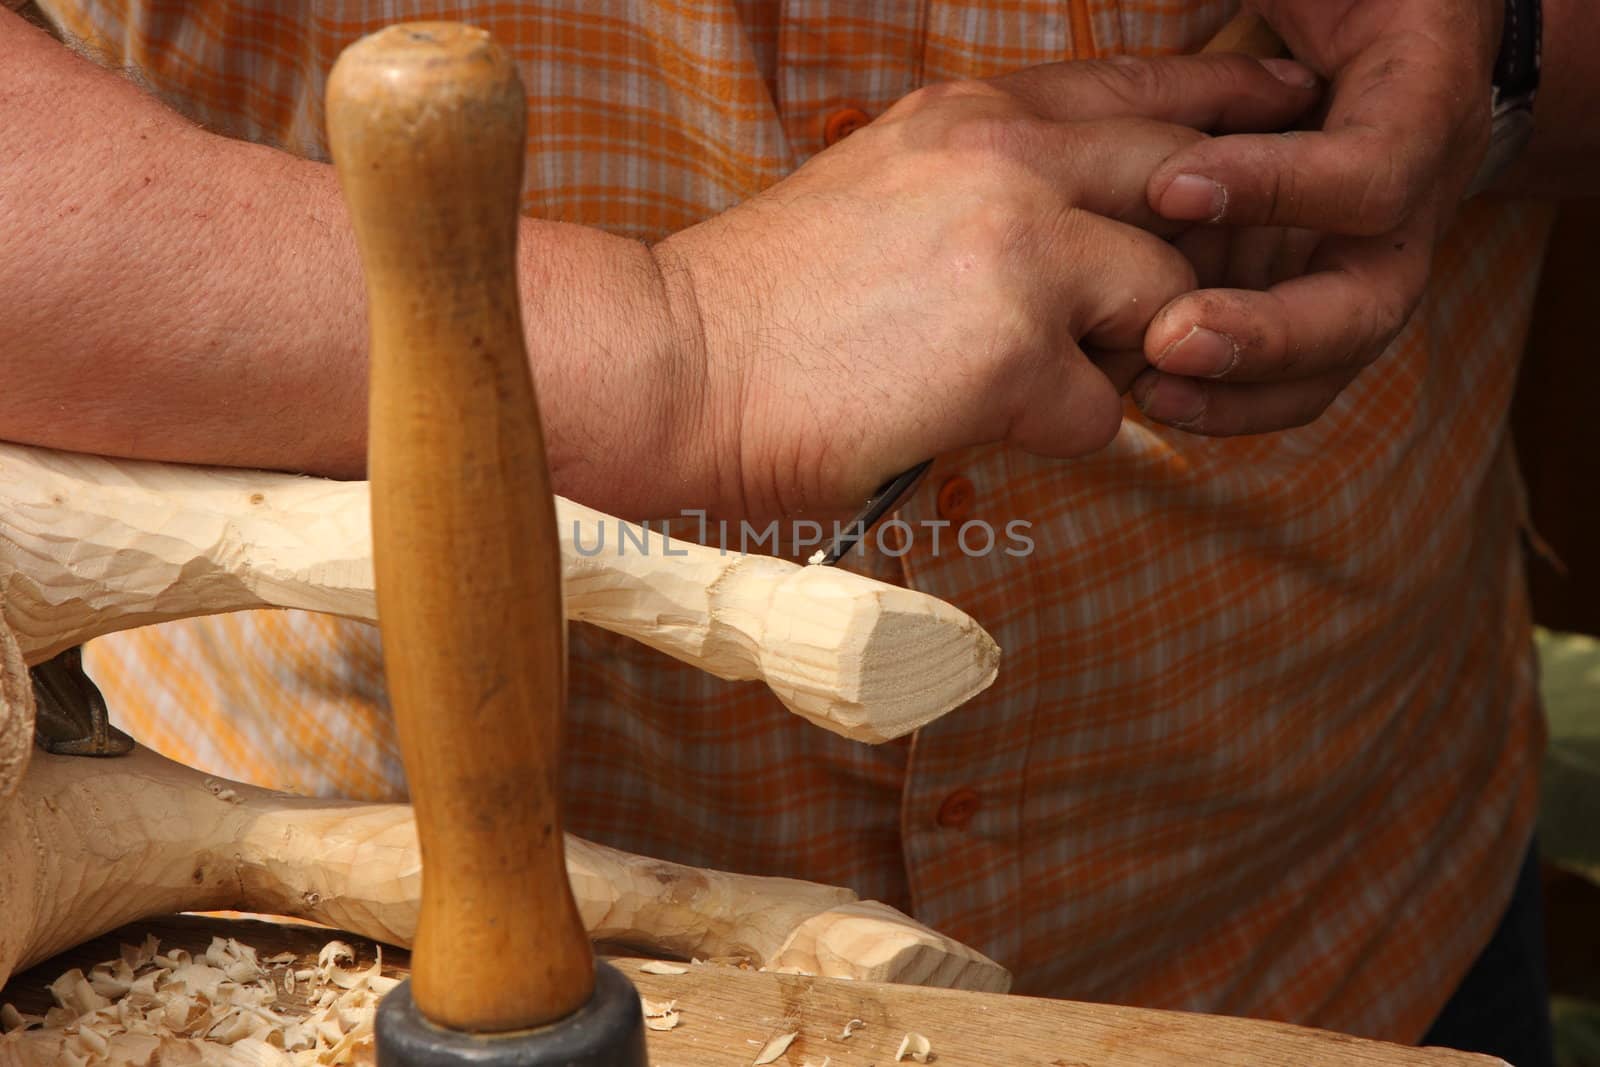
[0,916,1502,1066]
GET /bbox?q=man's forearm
[0,7,698,516]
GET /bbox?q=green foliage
[1538,630,1600,1067]
[1537,628,1600,883]
[1555,997,1600,1067]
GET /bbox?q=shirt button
[936,788,981,829]
[936,476,976,523]
[823,106,871,146]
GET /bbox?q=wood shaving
[0,934,398,1064]
[801,1059,830,1067]
[752,1029,797,1064]
[839,1018,863,1039]
[638,961,688,975]
[640,997,680,1032]
[895,1032,934,1062]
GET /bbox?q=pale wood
[1,916,1499,1066]
[1200,12,1285,58]
[618,956,1503,1067]
[0,441,1000,742]
[0,747,1008,998]
[327,22,592,1031]
[0,604,29,804]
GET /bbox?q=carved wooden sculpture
[0,432,1011,1010]
[0,443,998,743]
[0,745,1009,996]
[0,430,1008,1013]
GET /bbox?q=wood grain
[327,22,591,1031]
[0,916,1501,1067]
[0,599,29,804]
[0,747,1006,996]
[0,441,999,742]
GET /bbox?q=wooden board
[0,916,1500,1066]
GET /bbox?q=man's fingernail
[1258,57,1317,89]
[1133,372,1207,428]
[1158,174,1226,222]
[1156,326,1238,378]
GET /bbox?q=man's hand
[1133,1,1500,435]
[0,5,1312,523]
[655,54,1318,518]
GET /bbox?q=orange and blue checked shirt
[34,0,1554,1044]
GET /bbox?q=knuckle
[1365,187,1411,237]
[1219,52,1273,88]
[1353,143,1415,234]
[1092,57,1172,104]
[939,109,1035,162]
[1192,54,1254,104]
[1065,220,1164,337]
[1274,336,1307,378]
[1358,286,1415,363]
[1080,401,1125,452]
[905,78,1002,113]
[952,199,1024,264]
[1111,115,1204,154]
[1350,303,1397,367]
[1261,142,1300,225]
[1371,319,1408,362]
[940,198,1036,307]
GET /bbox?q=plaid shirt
[39,0,1553,1042]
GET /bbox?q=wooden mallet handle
[326,24,593,1033]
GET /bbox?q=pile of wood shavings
[0,935,398,1066]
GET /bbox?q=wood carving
[0,746,1009,996]
[0,609,28,804]
[0,922,1504,1067]
[0,442,998,743]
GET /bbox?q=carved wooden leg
[0,443,998,742]
[0,747,1010,993]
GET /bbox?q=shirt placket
[769,2,1100,966]
[887,450,1037,969]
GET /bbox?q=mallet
[326,23,648,1067]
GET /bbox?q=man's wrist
[1470,0,1541,194]
[501,221,722,518]
[647,237,747,519]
